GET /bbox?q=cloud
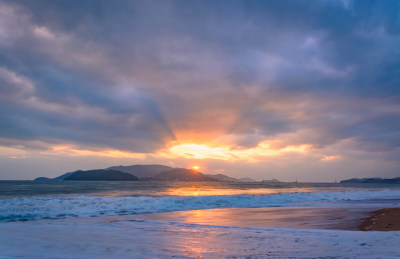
[0,0,399,179]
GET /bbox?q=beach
[1,207,400,258]
[2,0,400,257]
[139,206,384,230]
[1,181,400,258]
[359,208,400,231]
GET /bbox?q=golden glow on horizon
[166,142,311,161]
[48,145,147,159]
[192,166,200,171]
[2,139,314,162]
[166,186,315,196]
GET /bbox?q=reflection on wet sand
[140,206,385,230]
[2,207,400,258]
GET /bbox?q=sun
[192,166,200,171]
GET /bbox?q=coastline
[140,206,397,231]
[1,182,400,258]
[359,208,400,231]
[1,205,400,258]
[1,207,400,258]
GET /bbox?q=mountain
[107,164,173,179]
[340,177,400,184]
[339,178,365,183]
[33,177,57,182]
[152,168,218,181]
[40,164,222,182]
[54,172,74,181]
[206,174,241,182]
[239,177,258,182]
[63,169,139,181]
[262,179,281,183]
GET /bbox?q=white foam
[1,189,399,221]
[1,217,400,258]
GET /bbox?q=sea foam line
[1,189,399,222]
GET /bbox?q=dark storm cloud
[0,0,399,157]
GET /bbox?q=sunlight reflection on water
[1,180,394,198]
[164,186,317,196]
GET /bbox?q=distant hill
[262,179,281,183]
[152,168,218,181]
[340,177,400,184]
[33,177,57,182]
[37,164,239,182]
[54,172,74,181]
[107,164,173,178]
[206,174,241,182]
[239,177,258,182]
[63,169,140,181]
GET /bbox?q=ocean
[1,181,400,221]
[1,181,400,258]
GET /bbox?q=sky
[0,0,399,181]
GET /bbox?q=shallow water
[1,181,400,258]
[140,206,387,230]
[1,181,400,222]
[2,215,400,259]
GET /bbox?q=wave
[1,189,399,222]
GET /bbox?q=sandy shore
[2,211,400,258]
[359,208,400,231]
[1,206,400,258]
[140,206,400,231]
[139,206,388,230]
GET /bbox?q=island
[35,164,239,182]
[34,164,267,182]
[340,177,400,184]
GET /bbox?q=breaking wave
[1,189,400,222]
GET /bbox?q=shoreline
[3,205,400,232]
[139,206,397,231]
[1,206,400,258]
[358,208,400,231]
[2,206,400,258]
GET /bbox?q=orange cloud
[0,140,312,162]
[47,145,147,159]
[163,141,311,161]
[321,155,343,161]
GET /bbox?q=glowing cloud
[48,146,147,159]
[321,155,343,161]
[166,142,311,161]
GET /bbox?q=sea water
[1,181,400,222]
[1,181,400,258]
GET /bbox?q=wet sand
[359,208,400,231]
[140,206,390,230]
[2,214,400,258]
[1,207,400,258]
